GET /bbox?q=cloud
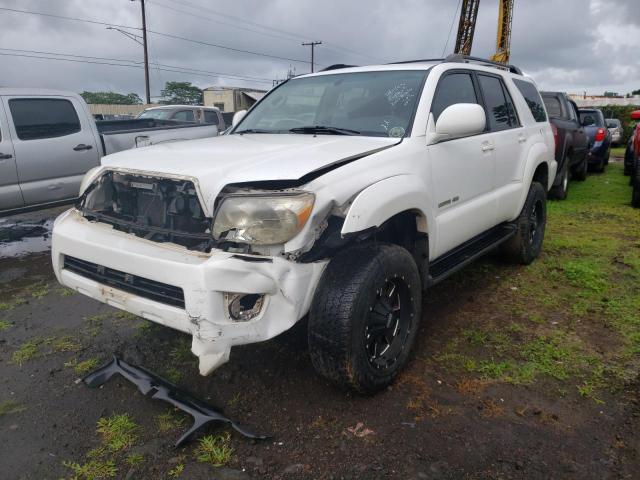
[0,0,637,97]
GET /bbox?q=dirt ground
[1,161,639,480]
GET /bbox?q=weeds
[0,400,26,416]
[125,453,144,466]
[65,358,101,375]
[194,433,233,466]
[0,319,12,331]
[155,410,185,432]
[168,464,185,478]
[96,414,138,452]
[12,340,41,364]
[63,459,117,480]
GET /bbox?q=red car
[631,110,640,207]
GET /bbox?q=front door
[0,100,23,211]
[427,70,497,257]
[4,96,100,207]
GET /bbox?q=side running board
[427,223,517,286]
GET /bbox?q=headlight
[212,192,315,245]
[78,167,103,197]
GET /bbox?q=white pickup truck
[0,88,218,215]
[52,55,556,393]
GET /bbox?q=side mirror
[631,110,640,120]
[431,103,486,143]
[232,110,247,127]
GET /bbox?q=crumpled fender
[341,174,433,238]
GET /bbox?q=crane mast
[453,0,515,65]
[490,0,514,64]
[454,0,480,56]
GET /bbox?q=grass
[0,319,12,331]
[11,340,41,365]
[169,339,193,363]
[65,357,102,376]
[155,410,185,432]
[63,460,117,480]
[50,335,82,352]
[435,164,640,400]
[164,367,183,384]
[125,453,144,466]
[0,400,26,416]
[168,464,185,478]
[610,146,626,157]
[194,433,233,467]
[96,414,138,452]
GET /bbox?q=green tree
[160,82,203,105]
[80,91,143,104]
[632,88,640,96]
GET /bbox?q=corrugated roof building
[203,86,267,113]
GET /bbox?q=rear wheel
[592,156,605,173]
[500,182,546,265]
[308,243,422,393]
[573,156,588,181]
[549,159,569,200]
[632,159,640,208]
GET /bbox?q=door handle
[73,144,93,151]
[0,153,13,160]
[518,135,527,144]
[481,143,495,152]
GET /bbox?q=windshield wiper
[235,128,273,134]
[289,125,360,136]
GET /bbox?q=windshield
[234,70,428,137]
[137,109,172,120]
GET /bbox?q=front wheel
[500,182,547,265]
[308,243,422,393]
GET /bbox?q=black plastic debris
[83,355,268,447]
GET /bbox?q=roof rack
[388,58,445,65]
[444,54,523,75]
[321,64,358,71]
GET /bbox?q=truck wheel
[308,243,422,394]
[573,157,588,181]
[500,182,546,265]
[549,160,569,200]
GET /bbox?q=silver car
[606,118,623,146]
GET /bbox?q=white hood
[101,134,399,212]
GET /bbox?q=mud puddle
[0,217,54,258]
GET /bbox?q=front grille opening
[64,255,185,308]
[80,171,214,252]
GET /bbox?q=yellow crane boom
[453,0,515,65]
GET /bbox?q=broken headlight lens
[212,193,315,245]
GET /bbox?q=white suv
[52,55,556,393]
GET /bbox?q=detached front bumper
[52,209,327,375]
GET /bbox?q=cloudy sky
[0,0,638,99]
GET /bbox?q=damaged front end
[79,171,215,252]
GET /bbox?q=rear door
[0,99,23,211]
[427,70,497,256]
[4,96,100,207]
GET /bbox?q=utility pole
[302,41,322,73]
[135,0,151,104]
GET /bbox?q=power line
[0,51,273,84]
[150,0,383,63]
[0,6,140,30]
[1,5,309,65]
[442,0,463,56]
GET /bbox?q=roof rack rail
[444,54,523,75]
[321,64,358,71]
[388,58,445,65]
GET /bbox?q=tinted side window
[431,73,478,122]
[9,98,81,140]
[513,79,547,122]
[173,110,195,122]
[203,111,219,125]
[478,75,517,131]
[542,96,563,118]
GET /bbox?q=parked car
[606,118,623,146]
[578,108,611,173]
[137,105,225,130]
[52,55,556,393]
[541,91,588,198]
[629,110,640,207]
[624,130,636,176]
[0,89,219,215]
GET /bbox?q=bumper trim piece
[83,356,268,447]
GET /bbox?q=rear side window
[173,110,195,122]
[513,79,547,122]
[542,96,563,118]
[431,73,478,122]
[203,110,219,125]
[580,111,604,127]
[9,98,81,140]
[478,75,518,131]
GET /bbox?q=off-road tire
[500,181,547,265]
[573,156,588,181]
[549,159,569,200]
[308,243,422,394]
